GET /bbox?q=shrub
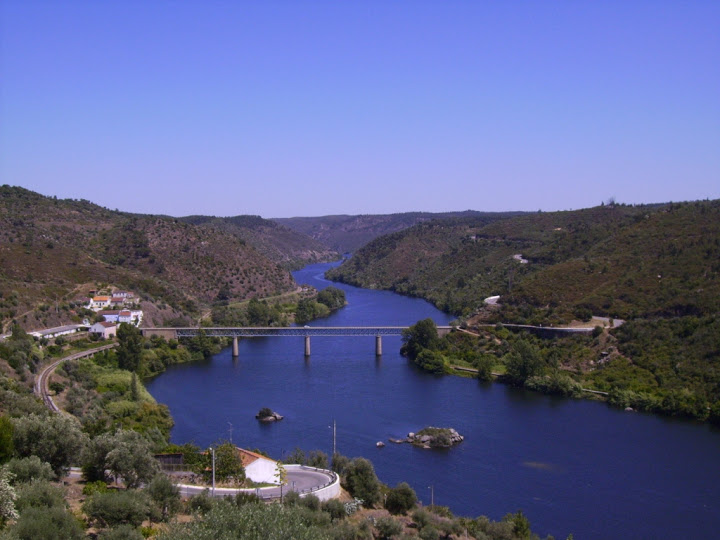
[343,458,380,506]
[5,456,55,484]
[321,498,346,521]
[385,482,418,515]
[83,490,152,528]
[99,524,145,540]
[15,480,66,512]
[375,516,403,539]
[11,505,84,540]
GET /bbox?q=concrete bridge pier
[304,336,311,356]
[232,337,239,357]
[375,335,382,356]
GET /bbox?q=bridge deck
[142,326,450,337]
[142,326,453,338]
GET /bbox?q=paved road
[177,465,337,500]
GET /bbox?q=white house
[89,321,117,339]
[118,310,134,324]
[89,296,112,310]
[237,448,282,484]
[99,310,120,323]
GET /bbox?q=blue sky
[1,1,718,218]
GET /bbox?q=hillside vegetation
[327,201,720,321]
[0,186,298,330]
[274,210,525,254]
[179,214,338,269]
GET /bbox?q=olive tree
[12,414,87,477]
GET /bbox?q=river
[145,262,720,539]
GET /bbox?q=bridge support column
[375,335,382,356]
[304,336,311,356]
[232,337,239,357]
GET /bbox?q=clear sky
[1,1,718,218]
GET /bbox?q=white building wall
[245,458,281,484]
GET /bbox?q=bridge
[141,326,453,356]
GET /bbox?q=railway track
[34,343,118,413]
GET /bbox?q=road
[177,465,338,500]
[35,343,118,413]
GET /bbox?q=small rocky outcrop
[406,427,464,449]
[256,408,284,422]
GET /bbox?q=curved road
[177,465,338,500]
[35,343,118,413]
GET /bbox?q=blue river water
[145,262,720,539]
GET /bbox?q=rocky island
[255,407,284,422]
[391,427,464,449]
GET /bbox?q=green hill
[0,186,297,331]
[326,201,720,321]
[179,214,338,269]
[274,210,524,254]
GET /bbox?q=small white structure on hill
[237,448,282,484]
[89,321,117,339]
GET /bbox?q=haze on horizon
[1,1,718,219]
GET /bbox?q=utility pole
[211,447,216,497]
[428,485,434,508]
[228,422,233,444]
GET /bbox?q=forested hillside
[179,215,338,269]
[0,186,297,330]
[274,210,525,254]
[327,201,720,321]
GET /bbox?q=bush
[99,524,145,540]
[10,505,84,540]
[385,482,418,515]
[321,498,346,521]
[343,458,380,506]
[15,480,66,512]
[147,474,181,521]
[299,493,321,512]
[375,516,403,539]
[187,490,213,515]
[83,480,110,496]
[83,490,152,528]
[5,456,55,484]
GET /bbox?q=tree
[10,505,84,540]
[385,482,418,515]
[12,414,87,477]
[0,467,18,526]
[105,430,160,488]
[343,458,380,506]
[375,515,403,539]
[83,490,152,528]
[475,355,494,382]
[147,474,181,521]
[5,456,55,484]
[0,416,14,464]
[82,431,119,483]
[401,319,439,360]
[196,442,244,486]
[504,340,544,386]
[117,323,143,372]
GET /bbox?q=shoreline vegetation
[0,324,560,539]
[402,318,720,424]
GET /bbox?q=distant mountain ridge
[178,214,338,269]
[274,210,527,254]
